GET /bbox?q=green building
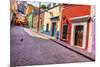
[27,13,33,28]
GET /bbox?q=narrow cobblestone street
[10,26,91,66]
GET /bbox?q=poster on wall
[10,0,95,66]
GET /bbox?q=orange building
[60,4,93,52]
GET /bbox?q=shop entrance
[74,25,84,47]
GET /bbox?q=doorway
[51,22,56,36]
[74,25,84,47]
[46,24,49,32]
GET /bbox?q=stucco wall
[26,6,33,15]
[62,5,91,18]
[60,5,91,44]
[43,12,51,32]
[28,14,33,28]
[33,15,38,31]
[43,6,61,32]
[39,12,45,32]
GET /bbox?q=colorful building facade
[39,12,45,32]
[32,14,39,32]
[60,4,93,52]
[32,11,45,32]
[25,4,38,16]
[25,4,39,28]
[43,4,61,39]
[27,13,33,28]
[43,11,52,35]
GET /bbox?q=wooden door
[74,25,84,47]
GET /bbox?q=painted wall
[43,12,51,32]
[44,6,60,31]
[33,15,38,32]
[32,12,45,32]
[25,4,38,16]
[49,6,60,17]
[39,12,45,32]
[60,5,91,51]
[49,6,61,32]
[26,5,33,15]
[62,5,91,18]
[28,13,33,28]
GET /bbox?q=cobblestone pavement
[10,26,91,66]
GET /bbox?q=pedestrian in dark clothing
[56,31,59,40]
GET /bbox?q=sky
[27,1,51,7]
[15,0,53,7]
[27,1,39,7]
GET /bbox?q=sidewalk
[24,28,95,61]
[24,28,49,39]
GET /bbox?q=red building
[60,4,93,52]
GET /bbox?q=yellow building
[25,4,39,28]
[25,4,38,16]
[43,11,51,32]
[43,4,61,39]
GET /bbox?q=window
[46,24,49,32]
[62,24,68,39]
[47,4,51,9]
[53,3,56,7]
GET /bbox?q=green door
[52,23,56,36]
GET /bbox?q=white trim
[88,5,95,52]
[70,15,89,20]
[91,5,96,17]
[71,22,87,49]
[88,21,93,52]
